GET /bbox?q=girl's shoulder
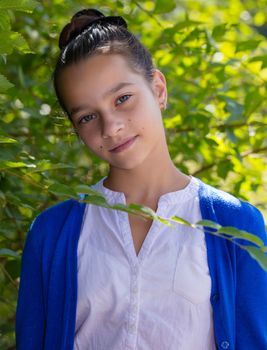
[30,199,81,229]
[26,199,86,252]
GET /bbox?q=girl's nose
[101,114,124,139]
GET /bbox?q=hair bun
[59,8,128,50]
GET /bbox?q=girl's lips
[109,136,138,153]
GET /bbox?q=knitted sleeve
[16,216,46,350]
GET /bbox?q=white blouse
[74,177,216,350]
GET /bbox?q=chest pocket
[173,244,212,304]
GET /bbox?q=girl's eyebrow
[70,81,135,117]
[103,81,135,98]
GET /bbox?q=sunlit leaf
[217,227,264,247]
[0,136,17,143]
[195,219,222,230]
[128,203,157,218]
[0,248,20,259]
[0,160,36,169]
[0,31,32,54]
[0,74,14,92]
[171,216,191,226]
[249,55,267,69]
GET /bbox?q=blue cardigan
[16,180,267,350]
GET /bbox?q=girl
[16,8,267,350]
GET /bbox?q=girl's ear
[151,69,168,110]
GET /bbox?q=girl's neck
[103,155,190,205]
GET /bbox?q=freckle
[128,119,131,122]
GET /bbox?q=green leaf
[0,136,17,143]
[242,246,267,272]
[172,19,202,31]
[249,55,267,69]
[154,0,176,14]
[0,9,11,30]
[244,90,264,117]
[236,40,261,53]
[29,160,74,173]
[171,216,191,226]
[217,162,233,178]
[195,219,222,230]
[0,160,35,169]
[0,31,32,54]
[158,217,174,226]
[0,248,20,258]
[11,31,32,53]
[219,95,244,122]
[111,202,147,218]
[75,184,105,197]
[18,205,33,218]
[111,203,128,211]
[48,183,76,198]
[0,74,14,92]
[0,37,12,54]
[128,203,157,219]
[182,28,204,44]
[83,194,110,207]
[212,24,227,41]
[0,0,38,12]
[217,227,264,247]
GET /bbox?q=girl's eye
[78,114,96,124]
[116,94,131,105]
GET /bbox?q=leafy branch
[2,180,266,270]
[45,183,267,272]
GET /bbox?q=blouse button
[129,323,136,333]
[132,286,138,294]
[132,304,138,313]
[221,341,230,349]
[132,265,139,274]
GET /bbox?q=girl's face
[57,53,167,170]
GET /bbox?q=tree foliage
[1,0,267,348]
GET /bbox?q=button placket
[132,303,138,313]
[126,265,140,347]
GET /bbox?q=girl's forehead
[59,54,147,93]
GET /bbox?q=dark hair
[53,8,155,117]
